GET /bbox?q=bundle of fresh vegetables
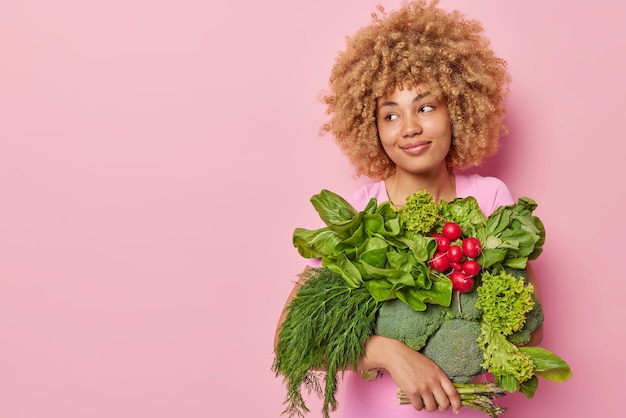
[273,190,571,418]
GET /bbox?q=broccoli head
[374,290,485,383]
[374,298,445,351]
[421,319,485,383]
[372,268,541,385]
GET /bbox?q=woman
[275,1,543,416]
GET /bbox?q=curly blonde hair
[321,0,510,180]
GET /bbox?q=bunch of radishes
[428,221,482,294]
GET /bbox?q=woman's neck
[384,167,456,208]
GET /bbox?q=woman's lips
[399,141,431,155]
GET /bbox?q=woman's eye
[420,105,435,112]
[385,113,399,121]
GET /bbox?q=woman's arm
[273,266,461,414]
[359,335,461,413]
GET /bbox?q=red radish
[462,237,482,258]
[462,259,481,276]
[429,251,450,272]
[436,236,450,252]
[450,271,474,293]
[450,261,463,271]
[447,245,463,263]
[442,222,462,241]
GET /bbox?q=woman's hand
[360,335,461,413]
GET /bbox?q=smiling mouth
[400,141,430,149]
[399,141,431,154]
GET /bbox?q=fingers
[432,388,452,412]
[405,384,458,413]
[420,393,439,412]
[409,396,425,411]
[442,378,462,414]
[405,389,450,413]
[425,390,452,413]
[400,386,429,412]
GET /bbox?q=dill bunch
[273,268,380,418]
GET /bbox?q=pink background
[1,1,624,417]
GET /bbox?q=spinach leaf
[310,189,358,225]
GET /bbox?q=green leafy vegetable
[293,190,547,313]
[476,270,571,396]
[519,346,573,382]
[277,189,570,418]
[439,196,487,239]
[478,322,536,392]
[293,190,448,311]
[399,190,441,234]
[311,189,358,225]
[479,197,545,269]
[273,268,379,418]
[477,270,535,336]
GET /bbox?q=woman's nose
[402,116,422,137]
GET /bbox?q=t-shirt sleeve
[481,176,515,214]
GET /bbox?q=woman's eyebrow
[377,92,431,109]
[413,92,431,102]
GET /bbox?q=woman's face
[376,84,452,176]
